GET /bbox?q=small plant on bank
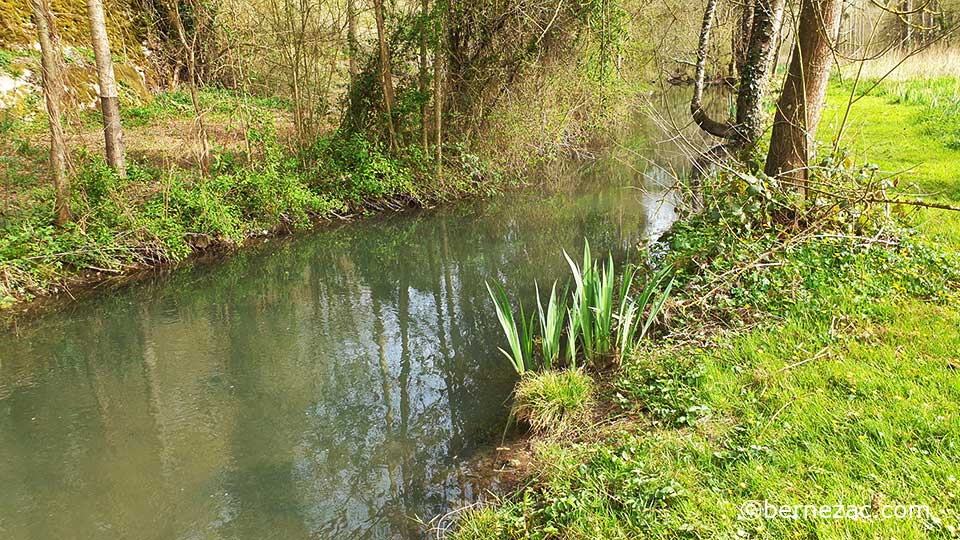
[487,240,675,375]
[487,281,536,375]
[535,281,566,370]
[513,369,594,432]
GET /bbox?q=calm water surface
[0,93,718,540]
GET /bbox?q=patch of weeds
[616,350,709,426]
[312,132,417,204]
[453,434,686,539]
[663,159,960,321]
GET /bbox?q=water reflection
[0,88,716,540]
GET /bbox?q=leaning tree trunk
[373,0,398,152]
[691,0,735,139]
[32,0,71,226]
[86,0,126,177]
[764,0,843,188]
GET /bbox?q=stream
[0,89,721,540]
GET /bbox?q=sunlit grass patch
[823,77,960,249]
[513,369,595,432]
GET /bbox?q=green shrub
[312,132,416,203]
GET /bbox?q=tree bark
[693,0,786,149]
[85,0,126,177]
[733,0,755,78]
[691,0,736,139]
[764,0,843,187]
[373,0,398,151]
[347,0,358,80]
[434,8,444,178]
[733,0,786,144]
[32,0,72,226]
[419,0,430,152]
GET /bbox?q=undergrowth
[0,115,502,308]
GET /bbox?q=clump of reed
[486,240,674,376]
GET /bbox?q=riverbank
[451,75,960,538]
[0,87,518,311]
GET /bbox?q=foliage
[663,156,960,321]
[513,369,595,432]
[564,242,615,359]
[486,240,675,375]
[311,132,417,204]
[536,281,566,370]
[487,281,537,375]
[615,349,708,426]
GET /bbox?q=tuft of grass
[513,369,594,432]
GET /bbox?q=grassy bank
[452,75,960,538]
[0,87,509,310]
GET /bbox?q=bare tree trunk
[733,0,786,144]
[373,0,398,151]
[347,0,358,80]
[85,0,126,177]
[434,10,444,179]
[32,0,71,226]
[419,0,430,152]
[764,0,843,188]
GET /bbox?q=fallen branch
[865,197,960,212]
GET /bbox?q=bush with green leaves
[312,132,417,204]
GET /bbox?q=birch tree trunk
[764,0,843,188]
[86,0,126,177]
[32,0,72,226]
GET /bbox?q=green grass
[823,77,960,247]
[455,75,960,539]
[513,369,595,433]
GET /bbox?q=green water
[0,95,718,539]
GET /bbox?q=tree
[164,0,212,172]
[764,0,844,187]
[733,0,786,144]
[691,0,786,148]
[347,0,359,80]
[419,0,430,152]
[31,0,71,226]
[85,0,127,177]
[373,0,398,151]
